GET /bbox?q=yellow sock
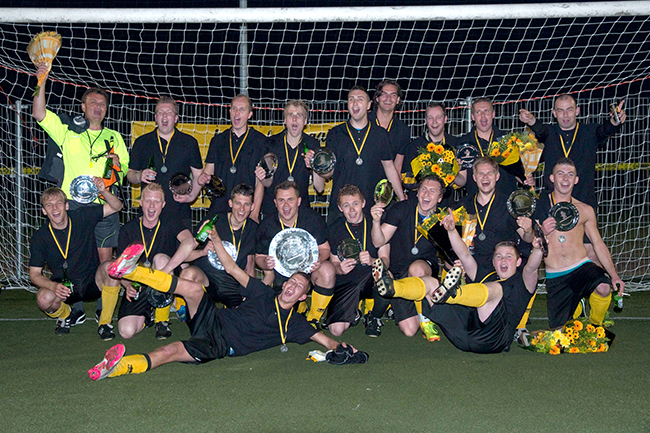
[446,283,488,307]
[46,303,71,319]
[393,277,427,301]
[125,267,174,293]
[573,300,583,319]
[589,292,612,326]
[297,301,307,315]
[306,292,332,322]
[516,292,537,329]
[364,299,374,315]
[155,305,171,323]
[175,296,186,310]
[415,299,423,315]
[108,354,150,378]
[98,285,120,326]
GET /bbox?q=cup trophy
[258,152,279,179]
[417,215,460,266]
[373,179,394,206]
[69,175,99,204]
[27,31,62,97]
[310,148,336,176]
[169,172,193,196]
[203,175,226,199]
[337,238,362,262]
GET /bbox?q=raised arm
[441,208,477,281]
[208,226,250,288]
[95,177,123,217]
[32,63,48,122]
[522,237,544,294]
[381,160,405,202]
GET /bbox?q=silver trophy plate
[259,152,279,179]
[69,175,99,204]
[203,175,226,198]
[310,148,336,175]
[207,241,238,270]
[456,142,480,169]
[550,202,580,232]
[337,238,362,262]
[507,189,537,218]
[169,172,192,196]
[269,228,319,277]
[373,179,394,205]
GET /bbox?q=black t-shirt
[327,212,378,284]
[383,199,439,278]
[263,130,321,216]
[256,207,327,255]
[219,278,317,356]
[117,215,186,264]
[461,191,522,269]
[205,127,269,214]
[326,121,393,217]
[530,121,618,209]
[457,127,518,198]
[195,212,258,270]
[368,110,411,160]
[30,206,103,285]
[130,128,203,223]
[402,131,458,176]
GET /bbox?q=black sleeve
[529,121,549,143]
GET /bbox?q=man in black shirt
[255,181,336,328]
[327,184,389,336]
[402,102,466,202]
[127,96,204,231]
[458,98,522,198]
[369,175,444,339]
[368,80,410,172]
[322,86,405,220]
[200,95,271,222]
[88,232,367,380]
[184,184,258,308]
[264,100,322,217]
[96,183,197,340]
[29,181,122,336]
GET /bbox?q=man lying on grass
[371,208,545,354]
[89,226,368,380]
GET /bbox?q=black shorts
[546,261,610,328]
[195,258,245,307]
[117,289,154,320]
[424,300,511,354]
[182,294,229,363]
[325,273,374,326]
[60,273,101,304]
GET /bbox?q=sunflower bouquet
[513,128,544,176]
[529,318,610,355]
[410,142,460,187]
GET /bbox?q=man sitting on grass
[371,208,544,354]
[89,226,367,380]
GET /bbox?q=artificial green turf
[1,289,649,432]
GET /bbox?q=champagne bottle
[196,214,219,243]
[62,268,74,295]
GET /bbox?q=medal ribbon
[474,193,496,233]
[414,205,424,247]
[284,134,301,178]
[474,130,493,157]
[345,217,367,251]
[345,122,371,160]
[228,215,246,257]
[139,219,161,263]
[229,127,250,168]
[279,216,297,230]
[156,129,175,168]
[86,129,105,168]
[275,297,293,347]
[49,220,71,263]
[479,271,505,284]
[425,131,445,147]
[559,123,579,158]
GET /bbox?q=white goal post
[0,2,649,291]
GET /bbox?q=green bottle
[196,214,219,243]
[132,281,141,301]
[62,268,74,295]
[613,293,623,313]
[102,156,113,179]
[147,155,156,172]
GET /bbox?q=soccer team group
[29,62,627,380]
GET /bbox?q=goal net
[0,3,649,290]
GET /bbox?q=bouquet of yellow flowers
[416,206,469,266]
[411,142,459,187]
[513,128,544,176]
[529,318,610,355]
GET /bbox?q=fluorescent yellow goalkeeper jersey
[38,109,129,203]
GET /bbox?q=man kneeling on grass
[89,226,368,380]
[371,209,545,354]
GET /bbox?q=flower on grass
[530,318,611,355]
